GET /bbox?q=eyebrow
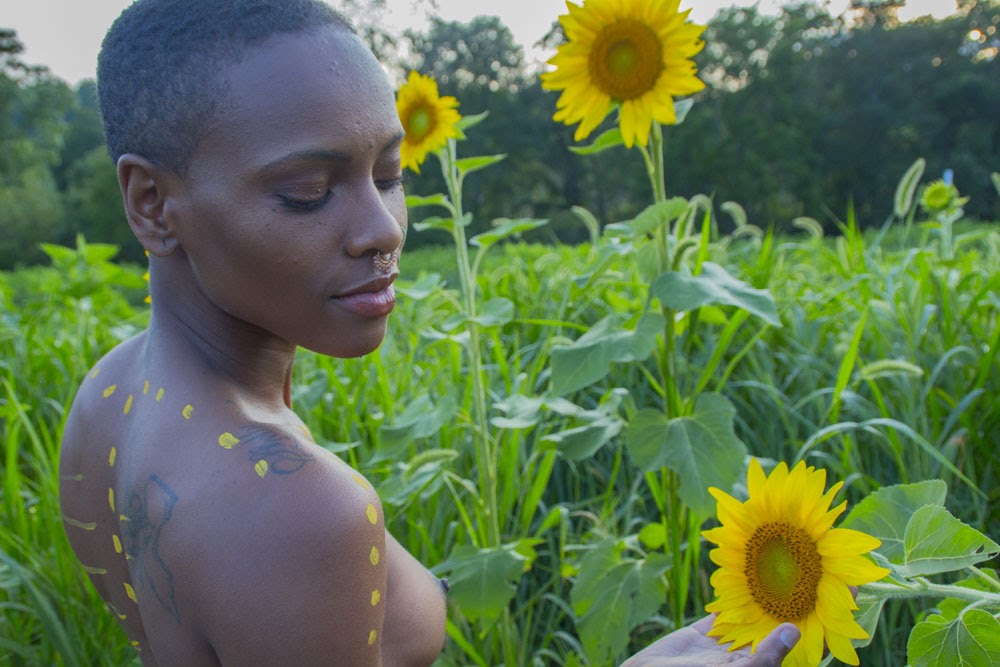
[259,131,406,174]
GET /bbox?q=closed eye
[278,189,333,212]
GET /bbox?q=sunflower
[396,71,461,173]
[702,459,889,666]
[541,0,706,148]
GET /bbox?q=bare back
[59,334,446,665]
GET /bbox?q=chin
[307,322,388,359]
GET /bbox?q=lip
[332,275,397,318]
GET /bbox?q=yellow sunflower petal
[826,630,861,665]
[543,0,704,143]
[818,527,882,557]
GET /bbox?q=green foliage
[843,479,1000,666]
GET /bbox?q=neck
[144,258,296,413]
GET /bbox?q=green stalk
[862,581,1000,607]
[438,140,499,548]
[642,122,691,624]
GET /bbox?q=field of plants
[2,151,999,664]
[3,0,1000,663]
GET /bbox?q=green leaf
[898,504,1000,577]
[793,217,824,239]
[541,413,623,460]
[405,193,450,210]
[455,154,506,177]
[650,262,781,326]
[907,609,1000,667]
[569,127,624,155]
[842,480,947,563]
[549,313,664,395]
[859,359,925,380]
[470,218,548,250]
[412,213,471,234]
[604,198,689,238]
[894,158,926,218]
[378,394,457,456]
[456,110,488,132]
[470,297,514,328]
[673,97,694,125]
[436,544,527,623]
[720,201,747,228]
[570,539,671,665]
[394,273,444,300]
[624,393,747,516]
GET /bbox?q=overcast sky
[4,0,957,85]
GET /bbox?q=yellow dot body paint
[370,589,381,606]
[351,474,368,490]
[123,394,134,415]
[142,381,150,395]
[113,534,123,554]
[155,388,164,401]
[218,432,240,449]
[108,488,115,512]
[103,385,117,398]
[90,367,101,379]
[182,404,194,419]
[82,564,108,575]
[124,582,137,603]
[109,447,117,467]
[368,630,377,646]
[369,546,380,567]
[255,460,268,477]
[366,504,378,525]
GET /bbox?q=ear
[117,154,181,256]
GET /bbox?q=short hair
[98,0,355,172]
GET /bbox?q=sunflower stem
[437,140,500,550]
[861,580,1000,607]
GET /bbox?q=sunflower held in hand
[702,459,889,666]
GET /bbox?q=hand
[619,615,800,667]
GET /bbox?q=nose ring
[373,250,396,272]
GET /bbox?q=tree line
[1,0,998,268]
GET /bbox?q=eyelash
[278,175,406,212]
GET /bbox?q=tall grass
[1,211,997,664]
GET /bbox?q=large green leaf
[842,480,948,563]
[569,127,624,155]
[378,394,457,456]
[907,609,1000,667]
[436,544,528,624]
[570,539,670,665]
[650,262,781,326]
[550,312,664,395]
[624,393,747,516]
[898,505,1000,578]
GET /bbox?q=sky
[4,0,959,85]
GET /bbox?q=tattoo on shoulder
[123,475,181,623]
[241,425,314,477]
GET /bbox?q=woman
[59,1,798,664]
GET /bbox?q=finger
[747,623,800,667]
[691,614,717,633]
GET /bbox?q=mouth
[332,274,398,318]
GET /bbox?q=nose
[343,181,406,259]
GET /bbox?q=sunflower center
[588,19,664,101]
[744,522,822,622]
[407,107,434,141]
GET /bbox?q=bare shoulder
[176,425,388,665]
